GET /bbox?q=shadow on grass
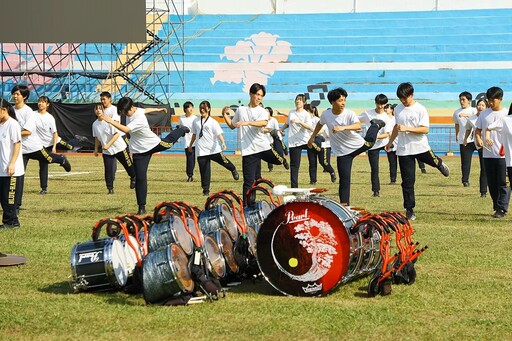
[225,278,282,296]
[39,281,74,294]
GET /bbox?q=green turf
[0,154,510,340]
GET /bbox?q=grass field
[1,154,511,341]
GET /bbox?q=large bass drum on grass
[256,195,381,296]
[70,238,128,292]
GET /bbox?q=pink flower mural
[0,43,75,88]
[210,32,292,92]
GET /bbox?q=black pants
[198,152,236,191]
[387,150,398,183]
[460,142,477,184]
[0,176,22,226]
[335,122,381,204]
[267,137,286,171]
[483,158,509,212]
[289,144,309,188]
[185,147,196,177]
[19,149,66,206]
[307,145,335,183]
[368,147,385,192]
[103,148,136,189]
[242,148,286,204]
[477,148,488,195]
[398,150,444,211]
[132,128,186,206]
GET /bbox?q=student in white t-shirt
[462,98,488,197]
[475,87,510,218]
[179,101,197,182]
[385,104,398,184]
[100,96,189,215]
[262,106,287,172]
[453,91,478,187]
[0,99,24,229]
[308,87,385,205]
[222,83,288,204]
[100,91,128,146]
[188,100,239,196]
[11,85,71,211]
[305,104,336,184]
[359,94,392,197]
[385,82,450,221]
[280,94,313,188]
[92,104,136,195]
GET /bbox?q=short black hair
[183,101,194,110]
[327,87,348,104]
[396,82,414,100]
[375,93,388,105]
[459,91,472,101]
[11,84,30,100]
[486,86,503,100]
[117,97,134,115]
[249,83,266,97]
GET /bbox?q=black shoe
[175,125,190,134]
[480,193,487,198]
[309,181,317,185]
[61,155,71,172]
[130,177,136,189]
[330,172,337,183]
[463,182,470,187]
[107,188,114,195]
[137,205,147,215]
[492,209,506,218]
[282,159,290,170]
[0,223,20,229]
[39,189,47,195]
[187,176,194,182]
[370,119,386,129]
[406,209,416,221]
[203,189,210,196]
[232,170,239,180]
[284,146,289,156]
[437,163,449,177]
[270,129,280,140]
[373,191,380,197]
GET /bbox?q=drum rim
[215,229,239,274]
[203,235,226,279]
[167,244,195,293]
[104,238,129,288]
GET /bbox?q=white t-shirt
[286,109,312,148]
[92,119,127,155]
[15,105,44,154]
[0,117,25,177]
[387,115,397,152]
[319,108,364,157]
[265,116,281,143]
[476,107,508,158]
[35,111,58,148]
[500,116,512,167]
[394,102,431,156]
[179,115,197,148]
[358,109,391,150]
[191,116,223,157]
[465,114,480,150]
[104,105,125,137]
[232,106,270,156]
[453,107,477,144]
[126,108,161,154]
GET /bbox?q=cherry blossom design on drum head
[257,201,351,296]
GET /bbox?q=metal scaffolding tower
[0,0,184,104]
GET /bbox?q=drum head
[217,229,238,274]
[169,244,194,293]
[256,201,350,296]
[172,216,194,255]
[204,235,226,279]
[109,239,129,287]
[221,204,239,241]
[122,235,141,274]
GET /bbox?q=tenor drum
[214,228,239,275]
[203,235,226,279]
[70,238,128,292]
[142,244,194,304]
[199,204,239,241]
[244,200,274,233]
[148,216,193,256]
[256,196,380,296]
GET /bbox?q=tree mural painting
[210,32,292,92]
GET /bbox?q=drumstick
[272,185,325,196]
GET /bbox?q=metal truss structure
[0,0,183,104]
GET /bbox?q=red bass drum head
[256,201,350,296]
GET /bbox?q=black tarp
[25,102,173,150]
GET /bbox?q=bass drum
[257,196,374,296]
[148,216,194,256]
[70,238,128,292]
[142,244,194,304]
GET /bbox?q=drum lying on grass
[244,200,274,233]
[199,203,239,241]
[143,244,194,304]
[256,196,381,296]
[70,238,128,292]
[148,217,193,256]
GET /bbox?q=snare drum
[256,196,379,296]
[214,228,239,275]
[199,203,239,241]
[142,244,194,304]
[148,216,194,256]
[244,200,274,233]
[118,234,142,276]
[70,238,128,292]
[203,235,226,279]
